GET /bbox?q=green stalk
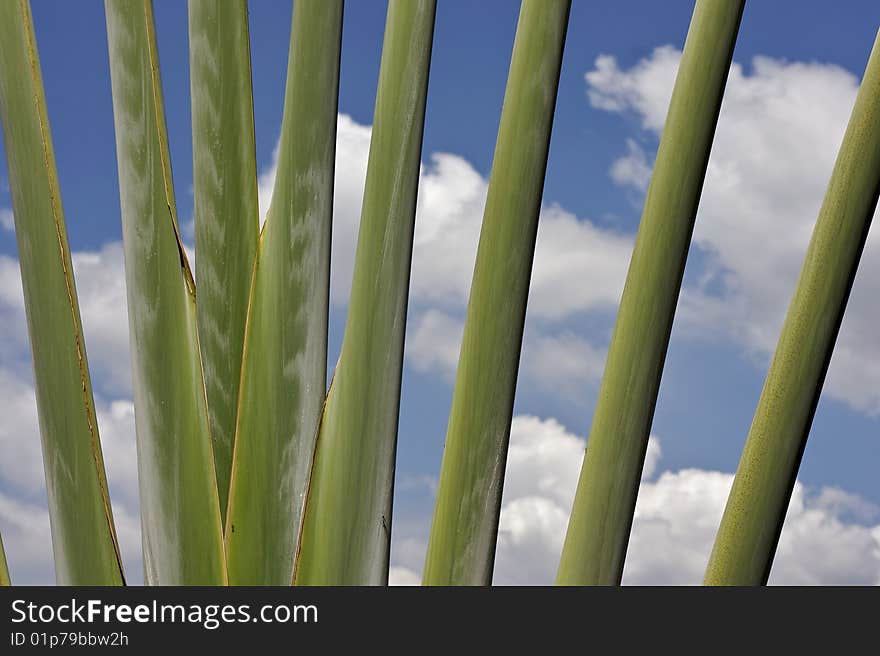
[557,0,744,585]
[225,0,342,585]
[105,0,226,584]
[422,0,571,586]
[189,0,259,523]
[0,0,124,585]
[294,0,436,586]
[0,533,9,585]
[705,30,880,586]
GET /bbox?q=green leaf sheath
[225,0,342,586]
[294,0,436,586]
[704,31,880,586]
[557,0,744,586]
[422,0,571,587]
[189,0,259,523]
[0,0,124,586]
[104,0,226,585]
[0,533,9,585]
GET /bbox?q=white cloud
[0,366,142,584]
[642,434,662,480]
[490,416,880,585]
[771,483,880,585]
[0,243,133,398]
[388,530,430,584]
[609,139,652,191]
[416,159,633,320]
[406,315,610,395]
[0,256,29,366]
[388,566,421,586]
[589,47,880,415]
[0,369,44,499]
[0,493,54,584]
[0,208,13,232]
[501,416,589,508]
[521,331,607,395]
[621,468,735,585]
[257,142,278,227]
[0,247,140,583]
[402,200,631,388]
[70,243,133,397]
[35,500,141,587]
[587,47,680,131]
[405,310,463,381]
[410,154,487,308]
[627,473,880,585]
[813,486,879,522]
[530,206,632,321]
[495,496,571,585]
[492,416,661,585]
[93,399,143,584]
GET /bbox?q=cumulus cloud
[0,493,54,584]
[530,206,632,321]
[627,472,880,585]
[0,249,141,583]
[0,371,142,584]
[493,416,880,585]
[587,46,680,131]
[0,243,133,398]
[0,370,44,498]
[388,566,421,586]
[0,256,29,367]
[493,416,660,585]
[405,315,610,394]
[521,331,607,395]
[70,243,133,397]
[417,164,633,320]
[609,139,652,192]
[405,310,464,381]
[0,208,13,232]
[589,47,880,415]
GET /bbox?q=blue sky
[1,1,879,585]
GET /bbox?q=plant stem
[705,29,880,586]
[0,0,124,585]
[189,0,260,523]
[557,0,744,586]
[423,0,571,586]
[294,0,436,585]
[225,0,342,585]
[105,0,226,584]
